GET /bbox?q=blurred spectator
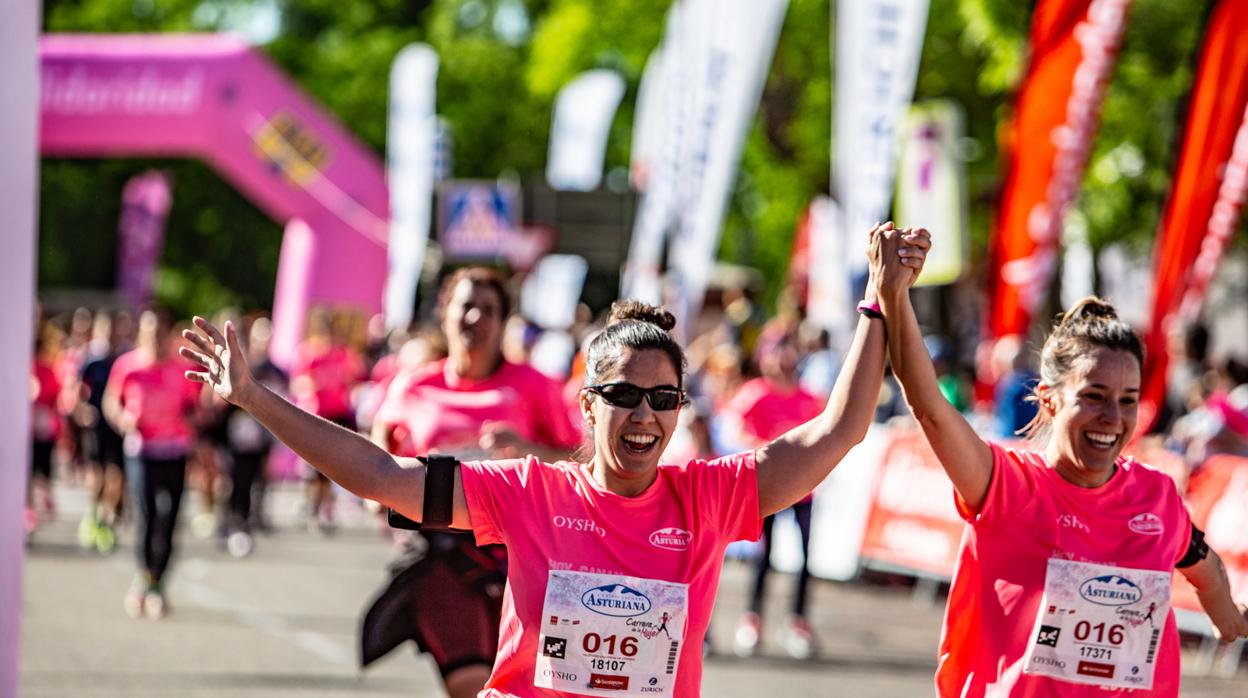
[990,334,1038,438]
[291,307,365,533]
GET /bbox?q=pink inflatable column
[1,3,40,697]
[269,218,316,370]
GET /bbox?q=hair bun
[607,299,677,333]
[1057,296,1119,328]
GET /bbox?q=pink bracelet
[856,300,883,320]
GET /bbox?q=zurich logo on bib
[581,584,653,617]
[1078,575,1143,607]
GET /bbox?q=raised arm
[182,317,470,529]
[1178,548,1248,642]
[878,239,993,514]
[755,224,928,517]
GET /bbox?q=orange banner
[985,0,1132,342]
[1139,0,1248,432]
[1171,455,1248,613]
[859,429,967,578]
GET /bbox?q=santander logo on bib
[1128,512,1164,536]
[649,527,692,551]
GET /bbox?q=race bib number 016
[1022,559,1172,690]
[535,570,689,696]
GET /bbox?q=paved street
[19,482,1248,697]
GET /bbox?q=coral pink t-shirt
[291,342,363,419]
[376,359,580,458]
[723,377,823,504]
[107,349,201,457]
[460,452,763,697]
[31,360,63,442]
[937,442,1192,697]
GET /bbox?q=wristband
[856,300,884,320]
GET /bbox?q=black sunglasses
[585,382,687,411]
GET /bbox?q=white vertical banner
[835,0,931,255]
[1060,213,1095,311]
[665,0,790,337]
[1,0,39,693]
[384,43,439,330]
[521,254,590,330]
[547,70,626,192]
[622,0,696,305]
[805,196,854,346]
[630,47,667,192]
[894,99,967,286]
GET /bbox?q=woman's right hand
[181,316,256,408]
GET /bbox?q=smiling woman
[878,265,1248,695]
[178,223,929,697]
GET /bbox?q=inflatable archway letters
[39,34,390,365]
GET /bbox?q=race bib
[535,570,688,696]
[1022,558,1172,690]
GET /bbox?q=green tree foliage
[38,0,1233,318]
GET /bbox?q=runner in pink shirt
[721,320,825,659]
[876,239,1248,696]
[290,309,365,531]
[365,267,580,698]
[104,309,202,620]
[28,322,65,538]
[181,225,930,697]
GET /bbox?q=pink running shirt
[460,452,763,697]
[291,342,363,419]
[376,358,580,457]
[107,349,201,457]
[937,442,1193,697]
[723,377,823,504]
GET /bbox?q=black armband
[387,455,460,531]
[1175,524,1209,569]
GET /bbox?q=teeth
[1086,432,1117,445]
[622,434,657,446]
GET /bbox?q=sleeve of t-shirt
[460,456,538,546]
[957,440,1041,527]
[695,451,763,543]
[1159,471,1194,567]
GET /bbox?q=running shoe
[733,613,761,657]
[226,530,254,558]
[94,523,117,554]
[781,616,816,660]
[77,515,100,550]
[191,512,217,540]
[123,575,148,619]
[143,584,167,620]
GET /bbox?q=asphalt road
[19,482,1248,697]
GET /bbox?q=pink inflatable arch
[40,34,390,365]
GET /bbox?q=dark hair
[437,266,511,321]
[1021,296,1145,440]
[584,300,686,388]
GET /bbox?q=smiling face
[1041,347,1141,488]
[442,279,504,368]
[581,348,682,497]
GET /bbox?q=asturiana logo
[1128,513,1164,536]
[581,584,652,617]
[649,527,692,551]
[1078,575,1143,607]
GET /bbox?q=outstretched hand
[180,316,255,407]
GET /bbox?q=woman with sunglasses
[180,223,929,696]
